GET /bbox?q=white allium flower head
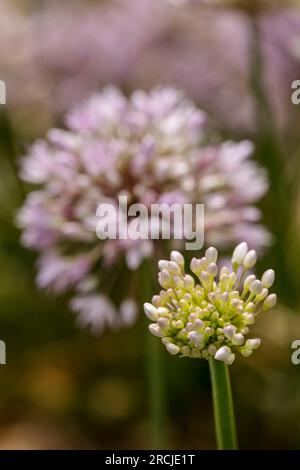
[144,243,277,364]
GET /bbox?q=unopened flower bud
[249,280,263,295]
[245,302,255,312]
[199,271,210,289]
[174,276,184,288]
[215,346,235,365]
[184,274,195,289]
[207,263,218,278]
[204,327,213,336]
[245,338,261,350]
[190,258,201,274]
[159,269,172,288]
[261,269,275,288]
[243,274,256,290]
[223,325,237,339]
[174,319,184,329]
[170,251,185,269]
[205,247,218,264]
[241,326,249,335]
[149,323,163,337]
[168,261,181,275]
[243,250,257,269]
[152,295,161,307]
[157,317,169,329]
[231,242,248,265]
[188,331,205,347]
[243,313,255,324]
[165,342,180,355]
[208,344,217,355]
[195,319,204,328]
[157,307,169,316]
[263,293,277,310]
[256,288,268,302]
[232,333,244,345]
[158,260,169,271]
[144,303,157,321]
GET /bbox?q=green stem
[140,259,167,449]
[209,358,238,450]
[0,110,25,199]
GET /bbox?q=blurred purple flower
[2,0,300,136]
[70,294,138,334]
[37,252,92,294]
[137,3,300,132]
[17,86,270,333]
[70,295,119,335]
[31,0,168,115]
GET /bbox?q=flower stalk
[209,358,238,450]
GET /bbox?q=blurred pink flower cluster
[17,87,270,333]
[2,0,300,136]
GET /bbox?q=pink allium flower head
[18,87,270,333]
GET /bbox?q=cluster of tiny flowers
[18,87,269,333]
[144,242,277,364]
